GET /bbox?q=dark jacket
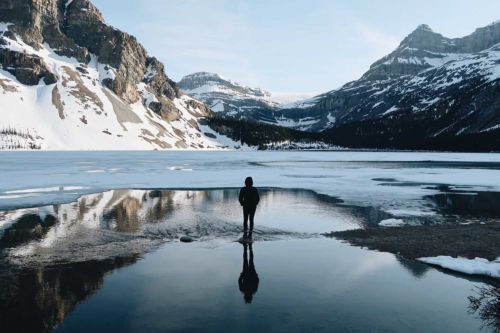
[239,186,260,208]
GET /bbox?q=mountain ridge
[0,0,237,150]
[246,20,500,149]
[183,20,500,150]
[178,71,326,130]
[178,71,279,124]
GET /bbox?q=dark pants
[243,205,257,233]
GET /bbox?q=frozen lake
[2,151,500,215]
[1,151,500,332]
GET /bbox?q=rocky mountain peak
[1,0,182,107]
[0,0,227,150]
[179,72,271,99]
[362,20,500,81]
[188,72,222,79]
[178,72,225,90]
[398,23,449,52]
[178,72,277,118]
[65,0,105,23]
[415,24,433,32]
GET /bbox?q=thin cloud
[353,20,401,56]
[92,0,500,93]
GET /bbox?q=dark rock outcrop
[0,48,57,84]
[180,236,194,243]
[145,57,178,100]
[0,0,89,62]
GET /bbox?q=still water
[0,188,497,333]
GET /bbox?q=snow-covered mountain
[182,22,500,149]
[178,72,281,122]
[274,21,500,149]
[178,72,325,131]
[0,0,237,150]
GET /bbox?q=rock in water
[238,236,253,244]
[180,236,194,243]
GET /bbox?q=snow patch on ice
[418,256,500,278]
[85,169,106,173]
[379,219,406,227]
[0,194,36,199]
[386,209,436,217]
[5,186,88,194]
[168,166,193,171]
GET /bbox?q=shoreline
[326,223,500,262]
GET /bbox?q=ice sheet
[1,151,500,216]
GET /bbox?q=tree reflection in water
[469,284,500,333]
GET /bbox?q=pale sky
[92,0,500,98]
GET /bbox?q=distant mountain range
[312,22,500,150]
[178,72,324,131]
[1,0,499,151]
[183,22,500,150]
[178,72,279,122]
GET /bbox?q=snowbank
[379,219,406,227]
[418,256,500,278]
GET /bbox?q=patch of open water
[0,188,498,333]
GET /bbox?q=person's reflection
[238,243,259,304]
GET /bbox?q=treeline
[0,127,41,150]
[203,116,330,149]
[324,117,500,152]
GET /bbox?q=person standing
[239,177,260,241]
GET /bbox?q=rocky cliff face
[0,0,233,150]
[1,0,176,105]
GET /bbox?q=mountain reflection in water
[0,188,384,267]
[0,188,369,333]
[0,257,138,333]
[0,188,497,333]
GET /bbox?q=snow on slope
[272,22,500,134]
[0,24,239,150]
